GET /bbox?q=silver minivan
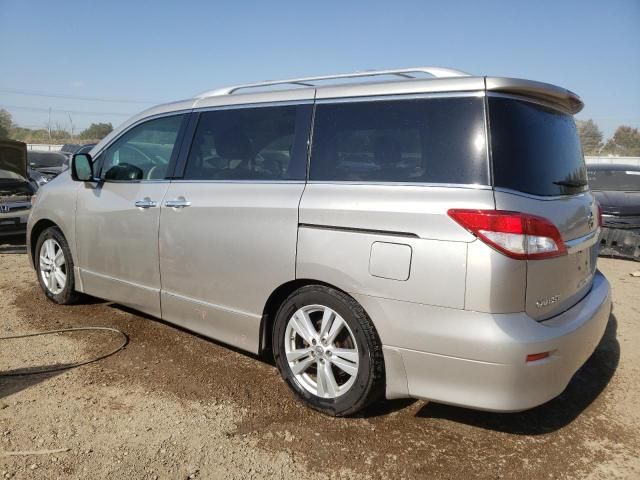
[27,67,611,416]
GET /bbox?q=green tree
[0,109,13,139]
[79,122,113,140]
[576,119,603,155]
[603,126,640,156]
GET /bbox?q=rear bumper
[356,270,611,412]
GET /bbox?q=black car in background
[27,144,97,181]
[588,163,640,261]
[0,140,38,237]
[59,143,96,161]
[27,150,69,180]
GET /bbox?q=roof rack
[196,66,471,98]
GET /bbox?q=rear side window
[489,96,587,196]
[183,105,310,181]
[309,97,488,184]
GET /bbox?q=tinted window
[588,169,640,191]
[99,115,184,181]
[309,97,488,184]
[489,97,587,196]
[183,105,307,181]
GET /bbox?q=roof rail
[196,67,471,98]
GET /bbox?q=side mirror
[71,153,95,182]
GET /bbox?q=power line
[0,88,164,104]
[0,104,132,117]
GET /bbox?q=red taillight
[447,209,567,260]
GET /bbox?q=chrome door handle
[134,199,158,208]
[165,199,192,208]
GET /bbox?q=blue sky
[1,0,638,138]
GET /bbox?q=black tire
[35,227,80,305]
[272,285,385,416]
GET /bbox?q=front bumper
[0,212,29,237]
[355,270,611,412]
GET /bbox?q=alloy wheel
[284,304,359,399]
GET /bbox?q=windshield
[0,146,27,181]
[27,151,66,168]
[588,169,640,191]
[489,96,587,196]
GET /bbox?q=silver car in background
[27,67,611,416]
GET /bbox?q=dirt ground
[1,235,639,479]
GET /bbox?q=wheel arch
[259,278,369,358]
[29,219,61,265]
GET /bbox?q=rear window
[489,96,587,196]
[588,169,640,191]
[309,97,488,184]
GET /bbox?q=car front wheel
[35,227,79,304]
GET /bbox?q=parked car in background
[59,143,96,162]
[75,143,97,155]
[28,67,611,416]
[59,143,82,158]
[588,164,640,261]
[27,150,69,180]
[0,140,37,236]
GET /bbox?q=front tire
[272,285,384,416]
[35,227,79,304]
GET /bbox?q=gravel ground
[1,235,639,479]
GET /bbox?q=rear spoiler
[485,77,584,114]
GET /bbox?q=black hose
[0,327,128,377]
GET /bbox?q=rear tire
[35,227,79,305]
[272,285,384,416]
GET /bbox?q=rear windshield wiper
[553,180,587,188]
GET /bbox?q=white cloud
[70,80,85,88]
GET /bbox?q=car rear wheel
[272,285,384,416]
[35,227,79,304]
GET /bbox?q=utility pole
[47,107,52,145]
[67,112,74,140]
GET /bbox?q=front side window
[99,115,184,181]
[183,105,307,181]
[309,97,488,184]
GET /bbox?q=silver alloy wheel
[284,304,359,399]
[39,238,66,295]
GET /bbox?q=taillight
[448,209,567,260]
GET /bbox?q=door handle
[165,199,192,208]
[135,199,158,208]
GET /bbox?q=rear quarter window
[489,96,587,196]
[309,97,488,185]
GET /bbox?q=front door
[158,103,312,353]
[75,114,187,317]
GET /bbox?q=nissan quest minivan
[27,67,611,416]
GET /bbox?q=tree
[79,122,113,140]
[576,119,603,155]
[602,126,640,156]
[0,109,13,139]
